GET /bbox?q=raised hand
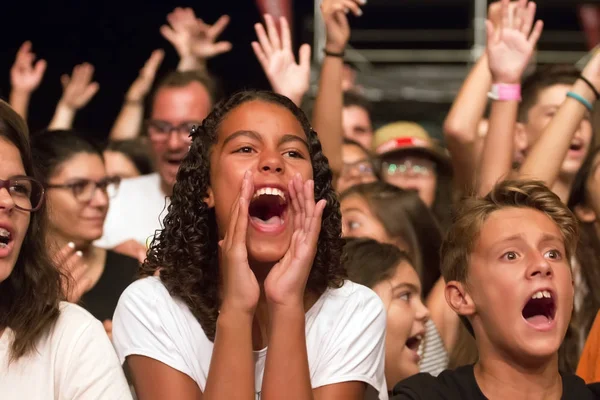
[252,15,311,106]
[264,174,327,308]
[160,7,231,67]
[219,171,260,315]
[486,0,543,84]
[10,41,47,93]
[59,63,100,110]
[54,243,93,303]
[321,0,364,53]
[126,49,164,103]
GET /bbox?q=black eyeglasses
[146,120,200,143]
[46,177,121,203]
[0,176,45,212]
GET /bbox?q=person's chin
[0,260,15,283]
[247,233,292,265]
[395,359,420,383]
[160,163,181,185]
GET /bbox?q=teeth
[252,187,286,202]
[531,290,552,299]
[0,228,9,238]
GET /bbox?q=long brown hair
[564,146,600,373]
[340,181,442,298]
[0,101,63,360]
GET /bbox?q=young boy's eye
[501,251,519,261]
[544,249,562,260]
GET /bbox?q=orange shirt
[577,310,600,384]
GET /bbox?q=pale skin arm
[476,0,543,196]
[444,1,525,192]
[443,54,491,192]
[518,53,600,194]
[110,50,164,141]
[477,101,520,196]
[312,0,364,177]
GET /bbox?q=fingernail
[68,242,75,249]
[357,9,363,16]
[75,251,83,257]
[360,0,367,4]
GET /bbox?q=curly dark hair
[142,91,346,341]
[0,101,63,361]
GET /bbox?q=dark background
[0,1,315,139]
[0,1,591,141]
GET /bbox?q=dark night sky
[0,1,313,139]
[0,1,587,140]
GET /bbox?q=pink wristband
[488,84,522,101]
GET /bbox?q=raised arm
[251,14,311,107]
[160,8,231,72]
[312,0,364,177]
[444,1,521,192]
[48,63,99,130]
[443,53,491,192]
[518,51,600,197]
[110,50,164,141]
[477,0,543,196]
[9,41,46,120]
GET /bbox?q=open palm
[252,15,310,106]
[486,0,543,83]
[161,8,232,60]
[10,41,46,93]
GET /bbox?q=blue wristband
[566,91,594,112]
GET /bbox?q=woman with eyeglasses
[336,138,379,194]
[0,102,131,397]
[31,129,139,335]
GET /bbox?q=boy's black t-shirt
[391,365,600,400]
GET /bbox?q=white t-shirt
[96,173,169,249]
[0,302,131,400]
[113,276,388,399]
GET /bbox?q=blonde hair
[441,180,579,285]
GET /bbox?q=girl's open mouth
[248,187,288,233]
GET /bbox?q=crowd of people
[2,0,600,398]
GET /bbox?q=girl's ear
[205,187,215,208]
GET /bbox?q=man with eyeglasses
[96,70,216,261]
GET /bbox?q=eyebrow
[222,130,262,147]
[341,207,366,214]
[493,233,563,246]
[280,134,309,151]
[222,130,309,151]
[391,282,420,293]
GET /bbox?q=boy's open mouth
[249,187,288,227]
[522,289,556,326]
